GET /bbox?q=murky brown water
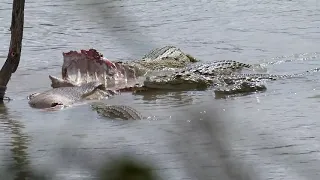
[0,0,320,179]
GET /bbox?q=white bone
[86,71,90,83]
[94,72,99,81]
[103,71,107,87]
[123,67,128,85]
[76,68,81,84]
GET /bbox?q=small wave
[259,52,320,66]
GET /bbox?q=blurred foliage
[1,153,159,180]
[97,155,158,180]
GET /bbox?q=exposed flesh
[49,49,137,89]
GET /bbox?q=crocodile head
[214,78,267,98]
[49,49,137,89]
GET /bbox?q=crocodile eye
[51,102,63,107]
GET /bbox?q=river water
[0,0,320,179]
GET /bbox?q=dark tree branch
[0,0,25,100]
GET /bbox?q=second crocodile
[143,62,320,97]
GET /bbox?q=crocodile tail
[222,67,320,81]
[245,67,320,80]
[288,67,320,78]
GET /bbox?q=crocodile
[29,45,319,118]
[143,62,320,97]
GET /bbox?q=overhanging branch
[0,0,25,100]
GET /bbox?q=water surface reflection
[0,103,32,179]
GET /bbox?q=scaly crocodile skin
[214,79,267,98]
[123,46,199,76]
[91,103,143,120]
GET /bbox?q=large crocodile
[28,45,320,119]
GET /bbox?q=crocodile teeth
[103,71,107,88]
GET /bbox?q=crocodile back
[91,103,143,120]
[183,60,253,76]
